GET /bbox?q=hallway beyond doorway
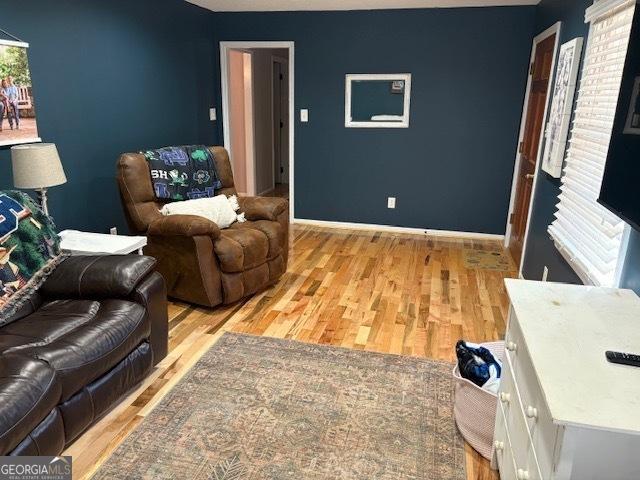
[261,182,289,199]
[220,42,293,212]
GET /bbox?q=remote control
[605,351,640,367]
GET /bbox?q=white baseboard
[292,218,504,241]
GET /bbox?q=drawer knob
[499,392,511,404]
[506,341,518,352]
[494,440,505,451]
[517,469,530,480]
[526,406,538,419]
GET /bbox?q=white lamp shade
[11,143,67,189]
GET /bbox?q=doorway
[220,42,294,214]
[505,23,561,272]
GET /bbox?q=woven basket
[452,341,505,460]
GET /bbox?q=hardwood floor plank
[67,224,513,480]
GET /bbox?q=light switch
[209,108,217,121]
[300,109,309,122]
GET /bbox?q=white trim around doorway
[220,41,295,223]
[503,22,561,277]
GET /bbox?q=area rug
[94,333,466,480]
[463,249,514,271]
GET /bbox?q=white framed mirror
[344,73,411,128]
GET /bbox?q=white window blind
[548,0,635,287]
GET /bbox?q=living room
[0,0,639,478]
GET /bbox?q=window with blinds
[548,0,635,287]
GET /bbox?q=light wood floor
[66,224,516,479]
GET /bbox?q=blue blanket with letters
[143,145,222,201]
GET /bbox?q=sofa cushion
[0,299,150,400]
[214,221,283,273]
[229,220,283,258]
[0,354,61,455]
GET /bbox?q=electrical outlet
[387,197,396,209]
[300,109,309,122]
[209,108,217,121]
[110,227,118,235]
[542,266,549,282]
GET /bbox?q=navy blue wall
[0,0,215,233]
[212,7,536,234]
[520,0,590,283]
[522,0,640,296]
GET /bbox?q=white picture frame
[0,39,42,147]
[344,73,411,128]
[541,37,583,178]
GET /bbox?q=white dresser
[492,279,640,480]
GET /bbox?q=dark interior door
[509,33,556,267]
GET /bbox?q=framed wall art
[541,37,583,178]
[0,38,41,147]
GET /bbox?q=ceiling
[186,0,539,12]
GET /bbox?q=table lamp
[11,143,67,216]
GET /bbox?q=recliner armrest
[148,215,220,238]
[239,196,288,221]
[41,255,156,299]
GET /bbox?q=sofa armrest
[41,255,157,299]
[239,196,288,221]
[130,271,168,365]
[148,215,220,238]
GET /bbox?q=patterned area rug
[463,249,514,271]
[94,333,466,480]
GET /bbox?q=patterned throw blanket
[143,145,222,201]
[0,191,65,325]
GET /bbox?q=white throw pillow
[160,195,245,229]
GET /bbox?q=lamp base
[36,188,49,216]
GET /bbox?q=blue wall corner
[0,0,216,233]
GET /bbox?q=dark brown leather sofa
[0,255,168,456]
[117,146,289,307]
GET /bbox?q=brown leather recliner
[117,146,289,307]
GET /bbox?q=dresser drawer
[506,313,560,479]
[493,405,518,480]
[498,359,543,480]
[504,306,525,367]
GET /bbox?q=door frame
[504,22,561,277]
[220,41,295,222]
[271,54,288,188]
[221,48,256,195]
